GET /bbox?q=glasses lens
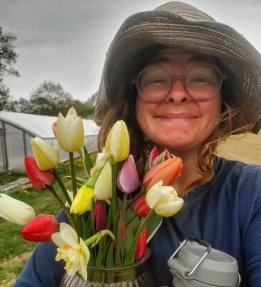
[137,67,171,102]
[186,65,221,100]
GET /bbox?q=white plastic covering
[0,112,100,171]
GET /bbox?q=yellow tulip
[70,185,94,215]
[105,120,129,162]
[30,137,59,171]
[0,194,35,225]
[56,107,84,152]
[146,181,184,217]
[94,153,112,200]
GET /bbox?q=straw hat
[95,1,261,133]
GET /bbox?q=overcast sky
[1,0,261,102]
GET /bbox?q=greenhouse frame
[0,112,100,171]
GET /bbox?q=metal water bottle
[167,236,240,287]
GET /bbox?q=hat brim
[96,9,261,133]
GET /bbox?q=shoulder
[215,156,261,186]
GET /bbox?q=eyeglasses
[132,64,227,102]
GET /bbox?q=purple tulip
[117,155,139,193]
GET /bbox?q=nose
[164,80,191,104]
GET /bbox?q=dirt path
[0,252,32,287]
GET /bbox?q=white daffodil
[52,223,90,281]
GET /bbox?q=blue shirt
[14,157,261,287]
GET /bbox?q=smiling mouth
[157,113,197,119]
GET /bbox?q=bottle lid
[168,237,240,287]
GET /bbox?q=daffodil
[30,137,59,171]
[105,120,129,162]
[146,181,184,217]
[52,223,90,281]
[70,185,94,215]
[94,153,112,200]
[0,194,35,225]
[56,107,84,152]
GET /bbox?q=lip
[156,113,198,120]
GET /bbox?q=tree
[29,81,73,116]
[0,26,19,111]
[85,91,98,108]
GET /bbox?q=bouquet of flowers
[0,107,184,282]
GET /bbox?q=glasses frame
[132,64,227,103]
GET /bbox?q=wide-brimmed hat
[95,1,261,133]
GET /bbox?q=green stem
[84,232,100,246]
[115,192,128,266]
[125,185,146,211]
[125,213,138,228]
[52,168,72,206]
[69,152,77,198]
[111,160,118,238]
[47,185,78,235]
[124,209,155,265]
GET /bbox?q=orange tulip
[143,157,183,191]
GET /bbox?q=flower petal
[67,117,84,152]
[154,198,184,217]
[56,113,70,152]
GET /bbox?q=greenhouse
[0,111,100,171]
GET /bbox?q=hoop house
[0,112,100,171]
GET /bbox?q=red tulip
[134,196,151,217]
[117,155,139,193]
[21,214,58,242]
[24,156,55,190]
[135,226,147,260]
[145,146,171,174]
[93,201,107,232]
[143,157,183,191]
[52,121,57,137]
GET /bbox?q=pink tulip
[117,155,139,193]
[52,121,57,137]
[21,214,58,242]
[24,156,55,190]
[92,201,107,232]
[134,196,151,217]
[143,157,183,191]
[135,226,147,260]
[145,146,171,174]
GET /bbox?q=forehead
[148,47,216,65]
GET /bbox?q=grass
[0,156,95,287]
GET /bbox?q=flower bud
[134,196,151,217]
[92,201,107,232]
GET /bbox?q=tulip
[70,185,94,215]
[134,196,151,217]
[105,120,130,162]
[135,226,147,260]
[24,156,55,190]
[21,214,58,242]
[143,157,183,191]
[56,107,84,152]
[146,181,184,217]
[117,155,139,193]
[30,137,59,171]
[52,121,57,137]
[0,194,35,225]
[93,201,107,232]
[94,153,112,200]
[52,223,90,281]
[145,147,171,174]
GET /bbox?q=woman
[14,2,261,287]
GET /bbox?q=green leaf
[83,146,93,177]
[105,243,114,267]
[146,212,162,243]
[81,213,92,241]
[64,176,88,185]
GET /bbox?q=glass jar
[60,249,157,287]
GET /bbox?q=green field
[0,157,92,287]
